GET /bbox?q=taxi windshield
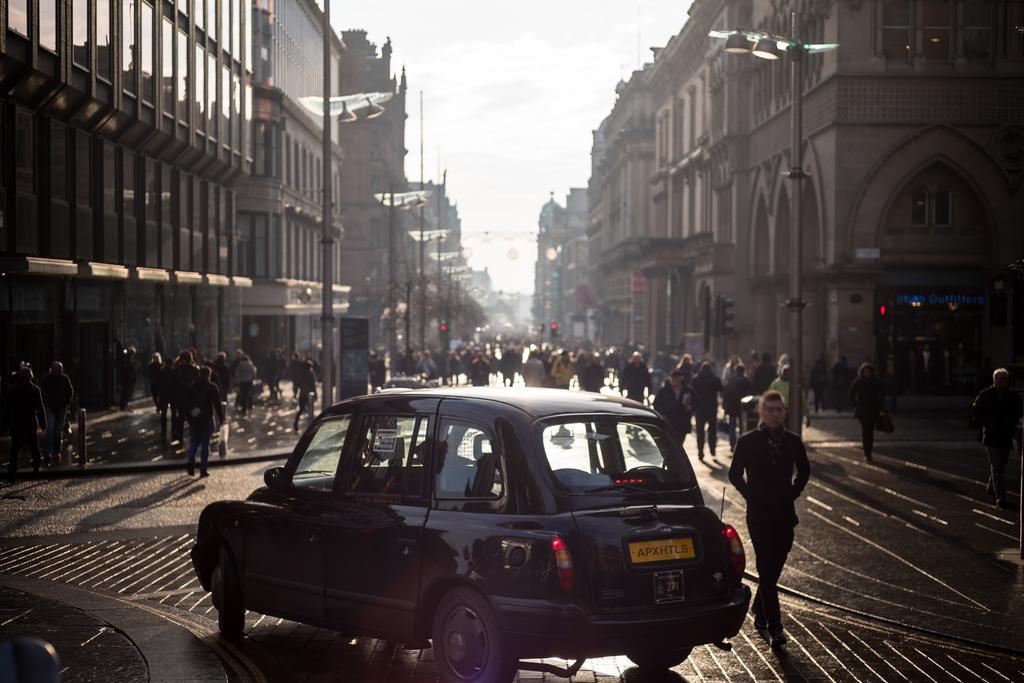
[539,418,695,493]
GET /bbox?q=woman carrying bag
[849,363,887,463]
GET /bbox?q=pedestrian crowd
[1,344,325,482]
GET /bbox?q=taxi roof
[324,387,658,421]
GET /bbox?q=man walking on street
[293,360,317,432]
[691,361,723,460]
[970,368,1023,508]
[728,390,810,648]
[723,364,753,452]
[849,363,885,463]
[621,352,651,404]
[40,362,74,465]
[184,366,225,477]
[653,369,693,447]
[4,367,47,482]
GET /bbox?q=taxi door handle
[397,538,416,556]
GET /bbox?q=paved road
[1,532,1021,682]
[1,412,1021,681]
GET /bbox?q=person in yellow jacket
[769,365,810,428]
[550,350,575,390]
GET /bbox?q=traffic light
[717,296,735,336]
[878,304,887,318]
[439,320,448,333]
[549,321,559,339]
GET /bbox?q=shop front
[875,277,988,396]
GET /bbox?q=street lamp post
[709,15,837,438]
[320,0,334,408]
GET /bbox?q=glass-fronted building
[234,0,349,360]
[1,0,252,408]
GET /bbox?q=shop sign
[894,291,985,309]
[855,247,880,260]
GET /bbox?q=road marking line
[1,608,32,626]
[842,515,860,526]
[80,626,111,647]
[978,661,1011,681]
[738,629,782,682]
[884,641,938,682]
[973,523,1018,542]
[970,508,1015,526]
[847,475,936,510]
[702,644,732,683]
[786,614,841,683]
[914,647,963,682]
[846,630,908,681]
[945,654,987,681]
[806,510,990,612]
[817,621,886,682]
[806,496,833,511]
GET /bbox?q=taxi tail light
[550,535,574,593]
[722,525,746,577]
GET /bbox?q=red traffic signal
[549,322,558,330]
[439,321,448,332]
[879,305,887,317]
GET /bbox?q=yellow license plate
[629,538,696,564]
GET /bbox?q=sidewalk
[6,385,311,475]
[0,577,229,681]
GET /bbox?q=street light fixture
[710,17,838,438]
[301,57,392,408]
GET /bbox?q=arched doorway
[877,160,991,395]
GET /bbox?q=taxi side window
[292,416,351,491]
[435,420,504,499]
[349,415,426,497]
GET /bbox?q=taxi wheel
[626,648,692,671]
[212,545,244,639]
[431,587,516,683]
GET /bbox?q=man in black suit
[728,390,810,649]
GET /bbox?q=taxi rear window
[539,418,695,493]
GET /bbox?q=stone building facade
[591,0,1024,394]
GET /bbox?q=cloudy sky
[336,1,694,293]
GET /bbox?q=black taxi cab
[191,388,750,682]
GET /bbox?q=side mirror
[264,466,285,489]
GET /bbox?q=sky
[335,1,694,294]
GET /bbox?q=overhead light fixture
[724,32,752,54]
[363,97,385,120]
[752,37,781,59]
[338,101,358,123]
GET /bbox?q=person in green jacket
[769,365,810,429]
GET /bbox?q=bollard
[218,401,228,457]
[307,391,315,421]
[77,409,87,468]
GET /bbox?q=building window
[233,74,241,148]
[8,0,28,35]
[231,0,240,56]
[880,0,912,60]
[921,0,951,62]
[123,0,136,93]
[97,0,112,80]
[162,18,174,113]
[15,111,34,193]
[73,0,89,67]
[933,188,952,226]
[910,187,928,225]
[177,29,188,119]
[195,46,205,130]
[123,151,136,219]
[51,123,68,201]
[961,0,992,61]
[103,143,116,213]
[40,0,57,51]
[236,213,251,276]
[76,131,91,207]
[222,66,231,143]
[208,54,218,135]
[141,1,155,102]
[269,215,280,278]
[207,0,217,42]
[195,0,203,29]
[253,214,268,277]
